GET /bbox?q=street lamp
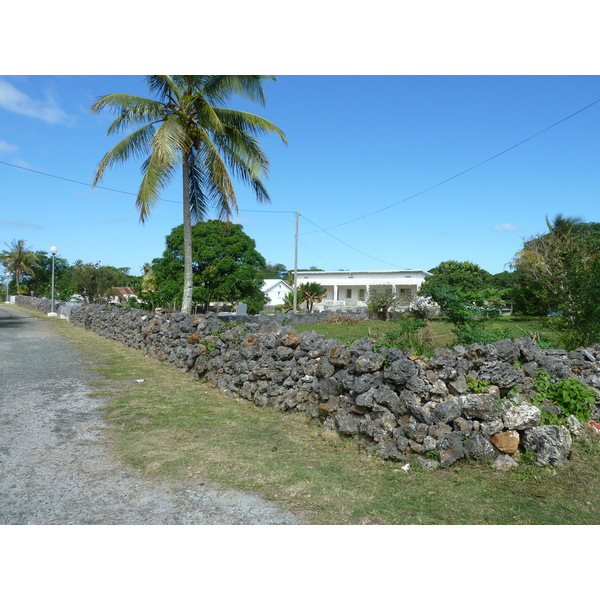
[48,246,58,317]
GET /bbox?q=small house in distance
[261,279,293,305]
[108,287,138,304]
[295,269,432,310]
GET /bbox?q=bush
[532,371,596,424]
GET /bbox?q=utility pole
[293,211,299,312]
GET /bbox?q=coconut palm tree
[0,239,37,289]
[91,75,286,314]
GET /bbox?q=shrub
[532,371,596,424]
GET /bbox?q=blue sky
[1,74,599,279]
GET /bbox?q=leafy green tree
[421,283,506,346]
[23,251,73,299]
[0,239,37,291]
[91,75,286,315]
[419,260,496,305]
[71,261,123,303]
[259,262,288,280]
[151,220,267,313]
[512,215,600,348]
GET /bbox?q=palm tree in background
[298,281,327,313]
[545,214,584,236]
[91,75,286,314]
[0,239,37,289]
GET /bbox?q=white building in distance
[295,269,432,310]
[261,279,293,305]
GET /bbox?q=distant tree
[141,263,156,292]
[23,250,73,299]
[151,220,267,313]
[0,239,37,291]
[71,261,123,303]
[420,260,495,305]
[297,281,327,313]
[511,215,600,348]
[91,75,286,315]
[259,262,288,280]
[421,283,505,345]
[366,285,401,320]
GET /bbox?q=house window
[359,289,365,300]
[346,289,352,299]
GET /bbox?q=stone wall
[13,297,600,469]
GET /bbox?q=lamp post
[48,246,58,317]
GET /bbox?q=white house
[262,279,293,305]
[295,269,432,310]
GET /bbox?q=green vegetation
[90,75,286,315]
[293,315,559,355]
[365,285,404,320]
[0,239,37,289]
[146,220,268,314]
[28,306,597,525]
[465,376,492,393]
[71,261,125,304]
[297,282,327,313]
[532,371,596,425]
[511,215,600,349]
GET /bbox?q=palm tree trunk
[181,157,194,314]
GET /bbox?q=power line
[302,95,600,235]
[0,160,300,215]
[299,214,409,269]
[0,159,182,204]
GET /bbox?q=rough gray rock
[503,403,542,430]
[522,425,573,466]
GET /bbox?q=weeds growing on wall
[532,371,596,425]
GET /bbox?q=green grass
[293,315,560,351]
[14,305,599,525]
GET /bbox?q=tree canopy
[150,220,267,313]
[511,215,600,348]
[419,260,496,305]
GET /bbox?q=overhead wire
[0,159,296,214]
[301,95,600,235]
[299,213,407,269]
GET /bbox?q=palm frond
[93,123,156,185]
[203,75,276,106]
[90,94,165,134]
[214,108,287,145]
[152,114,191,164]
[146,75,184,105]
[136,150,177,223]
[196,139,238,220]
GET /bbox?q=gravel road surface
[0,304,302,524]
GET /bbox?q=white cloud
[493,223,521,232]
[0,79,70,124]
[0,219,45,230]
[0,139,17,154]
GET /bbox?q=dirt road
[0,304,301,524]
